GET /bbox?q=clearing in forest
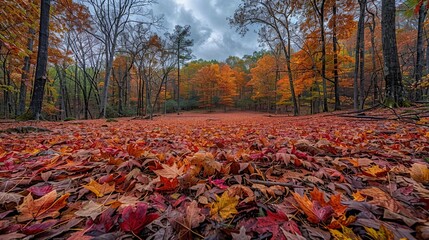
[0,111,428,239]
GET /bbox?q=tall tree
[167,25,193,115]
[230,0,299,115]
[332,0,340,110]
[353,0,367,110]
[310,0,328,112]
[413,0,428,99]
[27,0,51,120]
[382,0,404,106]
[84,0,155,118]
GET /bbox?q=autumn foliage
[0,111,428,239]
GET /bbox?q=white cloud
[152,0,261,61]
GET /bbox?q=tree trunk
[359,1,366,110]
[100,45,115,118]
[354,0,366,110]
[318,0,328,112]
[19,28,35,116]
[55,65,67,120]
[281,26,299,116]
[27,0,51,120]
[382,0,404,106]
[333,1,340,110]
[367,6,378,106]
[177,43,181,115]
[415,4,427,100]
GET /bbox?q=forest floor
[0,108,429,239]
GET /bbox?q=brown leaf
[74,201,107,220]
[232,226,251,240]
[185,200,205,228]
[153,163,185,178]
[360,187,412,217]
[227,184,255,203]
[0,192,22,205]
[410,163,429,184]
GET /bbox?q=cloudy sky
[152,0,261,61]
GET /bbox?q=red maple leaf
[155,176,179,191]
[28,184,54,197]
[254,210,301,239]
[86,207,118,234]
[119,202,159,234]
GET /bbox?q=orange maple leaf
[83,179,115,197]
[328,214,357,229]
[362,165,389,177]
[310,188,347,217]
[292,191,334,224]
[153,163,185,179]
[352,191,365,202]
[17,190,69,222]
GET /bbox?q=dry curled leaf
[410,163,429,184]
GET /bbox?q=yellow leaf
[410,163,429,184]
[362,165,388,177]
[329,226,362,240]
[83,179,115,197]
[364,225,394,240]
[210,191,238,221]
[352,191,366,202]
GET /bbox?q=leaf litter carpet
[0,112,428,239]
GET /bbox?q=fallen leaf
[153,163,185,178]
[365,224,395,240]
[75,201,107,220]
[86,207,118,234]
[0,232,26,240]
[328,194,348,217]
[208,177,228,190]
[232,226,251,240]
[185,200,205,228]
[227,184,255,203]
[0,192,22,205]
[28,184,54,197]
[360,187,411,216]
[308,188,347,217]
[17,190,69,222]
[292,191,334,224]
[410,163,429,184]
[210,191,239,221]
[82,178,115,197]
[327,214,357,229]
[155,176,179,191]
[254,209,301,239]
[352,191,366,201]
[329,226,362,240]
[119,202,159,234]
[21,219,58,235]
[362,165,389,177]
[176,200,205,239]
